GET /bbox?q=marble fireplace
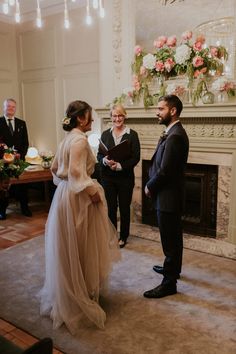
[97,103,236,259]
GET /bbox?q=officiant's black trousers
[157,210,183,283]
[102,176,134,242]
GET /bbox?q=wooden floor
[0,201,64,354]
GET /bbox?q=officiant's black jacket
[0,116,29,159]
[97,128,140,180]
[147,121,189,212]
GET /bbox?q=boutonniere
[159,132,168,143]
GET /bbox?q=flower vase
[217,91,228,103]
[41,160,51,169]
[125,96,134,107]
[201,91,215,104]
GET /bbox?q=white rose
[174,44,192,65]
[143,53,156,70]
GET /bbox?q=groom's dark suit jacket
[0,116,29,159]
[147,121,189,212]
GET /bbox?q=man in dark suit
[0,98,32,219]
[143,95,189,298]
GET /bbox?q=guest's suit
[147,122,189,283]
[97,128,140,242]
[0,116,29,215]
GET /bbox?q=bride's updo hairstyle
[62,100,92,132]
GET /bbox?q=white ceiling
[0,0,235,44]
[135,0,235,49]
[0,0,85,22]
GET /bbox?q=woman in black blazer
[97,104,140,248]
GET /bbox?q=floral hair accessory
[62,116,71,125]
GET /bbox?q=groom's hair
[158,95,183,116]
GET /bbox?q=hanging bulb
[36,4,42,28]
[9,0,15,6]
[86,0,92,25]
[71,0,76,2]
[93,0,99,9]
[15,0,20,23]
[2,1,9,15]
[99,0,105,18]
[64,0,70,29]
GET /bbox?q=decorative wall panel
[21,79,57,152]
[19,29,56,71]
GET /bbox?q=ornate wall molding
[97,104,236,245]
[112,0,122,80]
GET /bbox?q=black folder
[99,139,131,162]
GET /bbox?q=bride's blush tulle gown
[40,129,120,334]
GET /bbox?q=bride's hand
[90,191,101,203]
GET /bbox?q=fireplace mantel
[96,103,236,250]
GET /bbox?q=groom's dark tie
[8,119,14,135]
[150,132,168,163]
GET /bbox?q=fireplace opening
[142,161,218,237]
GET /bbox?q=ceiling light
[15,0,20,23]
[2,1,9,15]
[0,0,105,29]
[36,0,42,28]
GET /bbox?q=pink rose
[195,35,205,44]
[154,40,163,49]
[210,47,218,57]
[166,36,177,47]
[193,41,203,51]
[132,75,141,91]
[154,36,167,49]
[140,66,147,75]
[181,30,192,41]
[193,56,204,67]
[155,60,165,72]
[158,36,167,44]
[134,45,142,56]
[164,58,175,72]
[193,67,207,78]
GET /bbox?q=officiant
[97,104,140,248]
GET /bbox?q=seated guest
[0,98,32,219]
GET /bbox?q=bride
[40,100,120,334]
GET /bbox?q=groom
[144,95,189,298]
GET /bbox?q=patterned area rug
[0,235,236,354]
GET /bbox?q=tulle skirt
[40,180,120,334]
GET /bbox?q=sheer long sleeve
[68,138,97,195]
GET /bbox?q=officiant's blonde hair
[110,104,127,118]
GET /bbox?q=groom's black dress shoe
[143,283,177,299]
[153,265,164,274]
[153,265,180,279]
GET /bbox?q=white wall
[0,22,19,116]
[0,0,137,153]
[15,8,100,153]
